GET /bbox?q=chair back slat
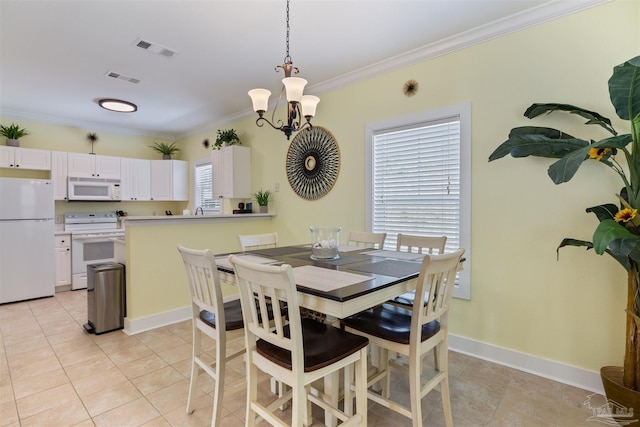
[348,231,387,249]
[230,255,301,357]
[238,232,278,251]
[178,245,225,324]
[396,233,447,255]
[412,249,464,335]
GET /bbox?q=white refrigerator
[0,178,55,303]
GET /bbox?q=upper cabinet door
[121,158,150,201]
[68,153,121,179]
[95,155,120,179]
[14,147,51,170]
[51,151,68,200]
[0,146,51,170]
[211,146,251,199]
[67,153,95,178]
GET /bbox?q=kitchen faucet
[194,207,203,216]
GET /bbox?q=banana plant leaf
[525,103,617,135]
[592,219,640,261]
[546,134,633,184]
[609,56,640,121]
[557,237,630,269]
[586,204,619,221]
[488,128,587,161]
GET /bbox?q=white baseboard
[448,333,604,394]
[124,306,191,335]
[123,295,240,336]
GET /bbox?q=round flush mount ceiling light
[98,98,137,113]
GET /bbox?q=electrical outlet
[274,183,280,192]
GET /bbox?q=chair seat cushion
[200,299,244,331]
[256,318,369,372]
[343,303,440,345]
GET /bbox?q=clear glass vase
[310,226,341,260]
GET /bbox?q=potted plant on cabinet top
[489,56,640,420]
[0,123,30,147]
[214,129,241,150]
[149,141,180,159]
[254,189,271,213]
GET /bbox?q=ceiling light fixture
[98,99,137,113]
[248,0,319,140]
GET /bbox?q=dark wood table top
[218,245,422,303]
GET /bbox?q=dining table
[215,244,426,426]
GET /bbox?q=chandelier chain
[284,0,291,63]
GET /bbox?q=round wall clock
[286,126,340,200]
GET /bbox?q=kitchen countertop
[120,213,275,226]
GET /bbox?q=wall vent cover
[105,70,141,84]
[133,38,177,58]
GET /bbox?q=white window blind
[366,102,471,299]
[372,117,460,252]
[193,159,220,212]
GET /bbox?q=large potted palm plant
[489,56,640,420]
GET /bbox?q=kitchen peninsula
[119,213,275,334]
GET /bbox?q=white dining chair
[344,248,465,427]
[347,231,387,249]
[229,254,369,427]
[391,234,447,307]
[238,232,278,251]
[177,244,246,426]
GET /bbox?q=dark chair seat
[256,317,369,372]
[343,303,440,345]
[389,290,429,307]
[200,299,244,331]
[201,298,287,331]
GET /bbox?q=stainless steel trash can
[84,263,125,334]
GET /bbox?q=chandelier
[248,0,319,140]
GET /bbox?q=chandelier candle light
[248,0,320,140]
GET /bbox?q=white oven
[65,213,124,289]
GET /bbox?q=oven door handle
[72,234,124,242]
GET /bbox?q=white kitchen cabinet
[55,234,72,287]
[67,153,120,179]
[0,146,51,170]
[121,158,151,201]
[150,159,188,201]
[51,151,68,200]
[211,145,251,199]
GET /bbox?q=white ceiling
[0,0,605,140]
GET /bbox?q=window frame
[192,157,221,214]
[365,101,471,299]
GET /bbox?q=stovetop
[64,212,120,233]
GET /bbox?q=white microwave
[67,177,121,201]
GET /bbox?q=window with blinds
[366,102,471,299]
[372,118,460,252]
[193,158,221,212]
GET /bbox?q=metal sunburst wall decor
[286,126,340,200]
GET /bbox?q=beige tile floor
[1,290,604,426]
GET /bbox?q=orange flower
[588,147,611,161]
[614,207,638,223]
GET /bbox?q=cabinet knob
[66,248,70,252]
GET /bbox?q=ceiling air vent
[133,38,177,58]
[105,71,141,84]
